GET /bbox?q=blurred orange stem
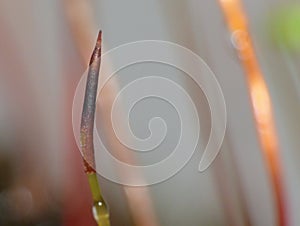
[218,0,287,225]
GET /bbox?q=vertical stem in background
[218,0,287,225]
[63,0,95,64]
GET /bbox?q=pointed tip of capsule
[89,30,102,65]
[96,30,102,48]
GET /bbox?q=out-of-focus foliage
[269,4,300,51]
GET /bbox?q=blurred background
[0,0,300,225]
